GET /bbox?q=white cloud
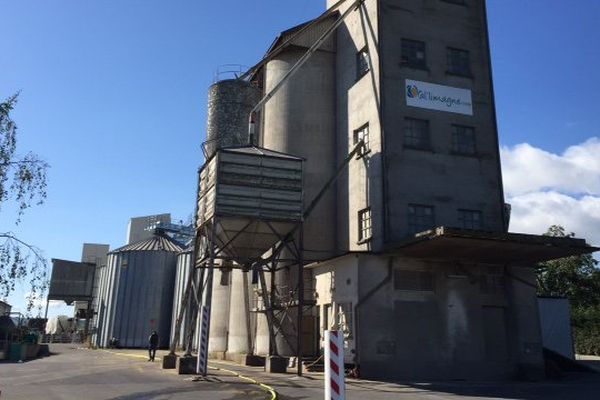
[500,138,600,196]
[501,138,600,247]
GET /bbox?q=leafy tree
[536,225,600,307]
[0,93,49,313]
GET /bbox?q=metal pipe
[248,0,364,137]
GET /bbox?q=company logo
[406,85,419,98]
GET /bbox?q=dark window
[353,123,370,155]
[394,270,434,291]
[404,118,430,149]
[408,204,435,234]
[452,125,476,155]
[356,47,370,79]
[358,207,372,242]
[458,209,482,230]
[401,39,427,69]
[447,47,471,76]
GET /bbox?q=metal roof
[111,235,184,254]
[220,145,304,161]
[385,227,599,265]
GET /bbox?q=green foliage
[536,225,600,355]
[536,225,600,307]
[572,307,600,356]
[0,93,50,313]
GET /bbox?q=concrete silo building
[191,0,598,381]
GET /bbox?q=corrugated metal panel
[48,259,96,302]
[196,146,303,263]
[110,235,183,254]
[96,249,178,348]
[170,249,194,350]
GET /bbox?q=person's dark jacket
[148,333,159,348]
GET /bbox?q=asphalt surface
[0,344,267,400]
[2,344,600,399]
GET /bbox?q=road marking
[101,350,278,400]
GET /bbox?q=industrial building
[178,0,598,382]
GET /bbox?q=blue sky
[1,0,599,316]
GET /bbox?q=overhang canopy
[385,227,599,265]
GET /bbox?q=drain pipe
[354,256,393,370]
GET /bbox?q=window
[336,303,353,339]
[401,39,427,69]
[452,125,476,155]
[358,207,372,242]
[408,204,435,234]
[394,270,434,291]
[353,123,370,155]
[458,209,482,230]
[447,47,471,76]
[404,118,430,149]
[356,47,370,79]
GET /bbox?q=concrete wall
[330,0,383,252]
[379,0,505,242]
[311,253,544,380]
[126,214,171,245]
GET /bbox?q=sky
[1,0,599,316]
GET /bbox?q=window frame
[446,47,472,77]
[401,38,428,70]
[451,124,476,156]
[407,204,435,235]
[358,207,373,243]
[356,47,370,81]
[404,117,431,150]
[458,209,483,230]
[353,123,370,157]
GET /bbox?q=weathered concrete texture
[262,38,337,358]
[265,355,288,373]
[350,254,544,380]
[205,79,260,158]
[176,355,198,375]
[162,353,178,369]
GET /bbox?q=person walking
[148,331,159,362]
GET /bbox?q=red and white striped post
[196,305,210,375]
[324,330,345,400]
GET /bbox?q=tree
[0,93,50,313]
[536,225,600,307]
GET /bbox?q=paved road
[0,344,266,400]
[3,345,600,399]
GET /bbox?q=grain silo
[97,235,181,348]
[204,79,261,158]
[259,16,337,356]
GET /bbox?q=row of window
[357,206,482,241]
[352,120,477,156]
[404,118,476,155]
[356,39,472,81]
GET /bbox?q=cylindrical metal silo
[204,79,261,159]
[262,46,336,355]
[96,236,181,348]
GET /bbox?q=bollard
[196,306,210,375]
[324,330,345,400]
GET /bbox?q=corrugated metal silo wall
[170,251,193,350]
[99,250,177,348]
[205,79,260,158]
